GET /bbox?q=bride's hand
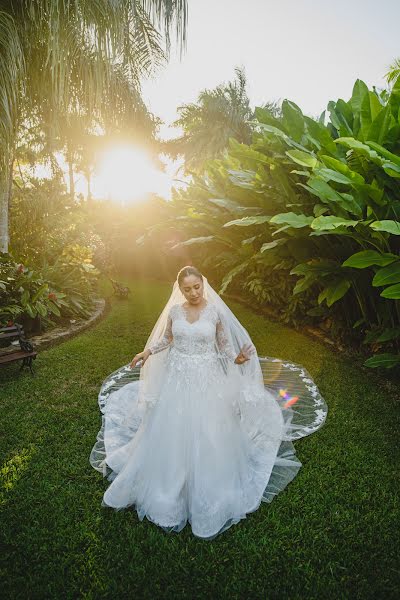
[130,349,151,368]
[234,343,256,365]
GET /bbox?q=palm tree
[163,66,255,176]
[385,58,400,86]
[0,0,188,252]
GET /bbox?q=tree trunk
[86,171,92,204]
[0,156,14,254]
[68,158,75,201]
[0,171,9,253]
[50,153,63,179]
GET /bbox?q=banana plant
[148,77,400,369]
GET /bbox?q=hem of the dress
[91,434,302,540]
[88,360,313,540]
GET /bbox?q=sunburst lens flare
[92,145,173,204]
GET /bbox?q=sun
[92,145,173,204]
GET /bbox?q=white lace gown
[89,301,327,539]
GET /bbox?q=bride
[89,265,328,539]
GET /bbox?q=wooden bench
[110,279,131,298]
[0,323,37,375]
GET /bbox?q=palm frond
[385,57,400,85]
[0,10,25,166]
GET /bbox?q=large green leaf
[316,280,352,306]
[342,250,398,269]
[260,239,286,252]
[228,139,274,166]
[368,105,393,144]
[208,198,252,213]
[320,155,365,185]
[219,259,252,295]
[282,100,305,142]
[364,353,400,368]
[360,90,382,141]
[311,216,359,231]
[36,302,47,317]
[31,283,49,303]
[241,236,259,246]
[269,212,314,228]
[303,179,362,216]
[170,236,215,249]
[370,220,400,235]
[21,289,30,304]
[380,283,400,298]
[372,262,400,286]
[299,179,343,206]
[350,79,369,118]
[328,100,353,136]
[24,303,36,318]
[47,301,61,317]
[325,279,352,306]
[334,137,382,165]
[388,76,400,116]
[285,149,318,168]
[376,327,400,342]
[366,140,400,167]
[223,216,271,227]
[314,167,353,185]
[292,276,315,294]
[290,260,339,278]
[254,107,282,127]
[304,115,337,154]
[382,162,400,178]
[227,169,256,190]
[251,122,306,151]
[250,122,289,141]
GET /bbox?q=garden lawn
[0,277,399,599]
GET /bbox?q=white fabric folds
[89,278,327,539]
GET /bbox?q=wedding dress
[89,283,328,540]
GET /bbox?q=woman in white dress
[89,266,328,539]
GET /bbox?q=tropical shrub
[145,78,400,369]
[0,245,100,333]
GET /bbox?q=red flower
[6,320,14,327]
[17,264,24,273]
[48,292,57,301]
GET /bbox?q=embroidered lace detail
[148,305,175,355]
[148,302,237,363]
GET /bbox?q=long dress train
[89,301,327,539]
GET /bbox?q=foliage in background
[163,66,281,176]
[0,245,100,333]
[140,78,400,370]
[0,0,189,252]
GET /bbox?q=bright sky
[37,0,400,203]
[142,0,400,140]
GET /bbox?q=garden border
[27,298,109,351]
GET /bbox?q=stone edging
[27,298,108,351]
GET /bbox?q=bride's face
[180,275,204,306]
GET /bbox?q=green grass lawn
[1,277,399,599]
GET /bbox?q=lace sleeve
[148,308,174,355]
[216,311,237,363]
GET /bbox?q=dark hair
[177,265,203,287]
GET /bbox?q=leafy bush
[144,78,400,369]
[0,246,100,333]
